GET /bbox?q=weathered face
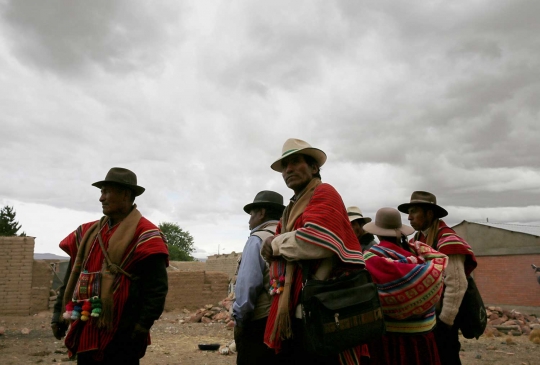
[351,220,366,241]
[99,184,130,218]
[407,205,433,231]
[248,208,265,230]
[281,154,318,195]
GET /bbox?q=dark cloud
[0,0,184,76]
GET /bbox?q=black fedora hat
[92,167,145,196]
[397,191,448,218]
[243,190,285,214]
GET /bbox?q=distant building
[452,221,540,310]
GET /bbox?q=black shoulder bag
[454,276,487,339]
[301,264,385,356]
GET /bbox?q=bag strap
[97,233,133,279]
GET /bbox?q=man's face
[351,220,365,241]
[281,154,317,194]
[407,205,433,231]
[248,208,265,230]
[99,184,129,217]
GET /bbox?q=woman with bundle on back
[362,207,448,365]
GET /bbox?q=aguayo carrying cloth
[60,207,168,359]
[364,240,448,334]
[264,179,367,364]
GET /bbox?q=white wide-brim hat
[270,138,327,172]
[346,206,372,223]
[363,207,415,237]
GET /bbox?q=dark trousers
[433,321,462,365]
[278,319,340,365]
[235,317,278,365]
[76,332,144,365]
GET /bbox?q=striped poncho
[60,211,169,361]
[415,220,477,276]
[364,240,448,334]
[264,179,366,364]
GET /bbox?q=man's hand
[261,236,278,262]
[131,323,149,340]
[51,320,68,340]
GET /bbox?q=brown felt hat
[363,207,415,237]
[92,167,145,196]
[346,206,372,224]
[397,191,448,218]
[243,190,285,214]
[270,138,327,172]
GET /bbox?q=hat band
[347,212,364,218]
[282,148,300,157]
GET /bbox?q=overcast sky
[1,0,539,259]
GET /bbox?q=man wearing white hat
[261,138,367,363]
[346,206,376,253]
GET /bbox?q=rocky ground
[1,308,539,364]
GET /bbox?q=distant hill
[34,253,69,261]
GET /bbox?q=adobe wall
[0,237,35,315]
[168,261,206,272]
[31,260,54,314]
[205,252,241,280]
[165,271,229,311]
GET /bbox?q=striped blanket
[364,240,447,334]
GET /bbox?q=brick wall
[0,237,35,315]
[164,271,229,311]
[205,253,241,279]
[475,254,540,307]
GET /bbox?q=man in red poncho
[261,138,367,365]
[398,191,478,365]
[51,167,169,364]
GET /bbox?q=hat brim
[397,202,448,218]
[243,202,286,214]
[348,216,372,224]
[270,147,327,172]
[92,181,145,196]
[363,221,415,237]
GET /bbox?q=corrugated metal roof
[466,222,540,237]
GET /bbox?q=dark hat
[92,167,145,196]
[397,191,448,218]
[243,190,285,214]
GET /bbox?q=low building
[452,221,540,312]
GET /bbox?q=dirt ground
[1,310,539,364]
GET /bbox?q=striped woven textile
[264,182,367,364]
[416,220,477,276]
[364,240,448,334]
[61,217,168,360]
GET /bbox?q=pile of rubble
[484,306,540,337]
[182,297,235,327]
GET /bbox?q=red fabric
[60,217,168,359]
[416,220,477,276]
[368,331,441,365]
[264,183,365,364]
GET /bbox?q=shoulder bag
[301,264,385,356]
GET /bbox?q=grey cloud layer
[1,0,540,242]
